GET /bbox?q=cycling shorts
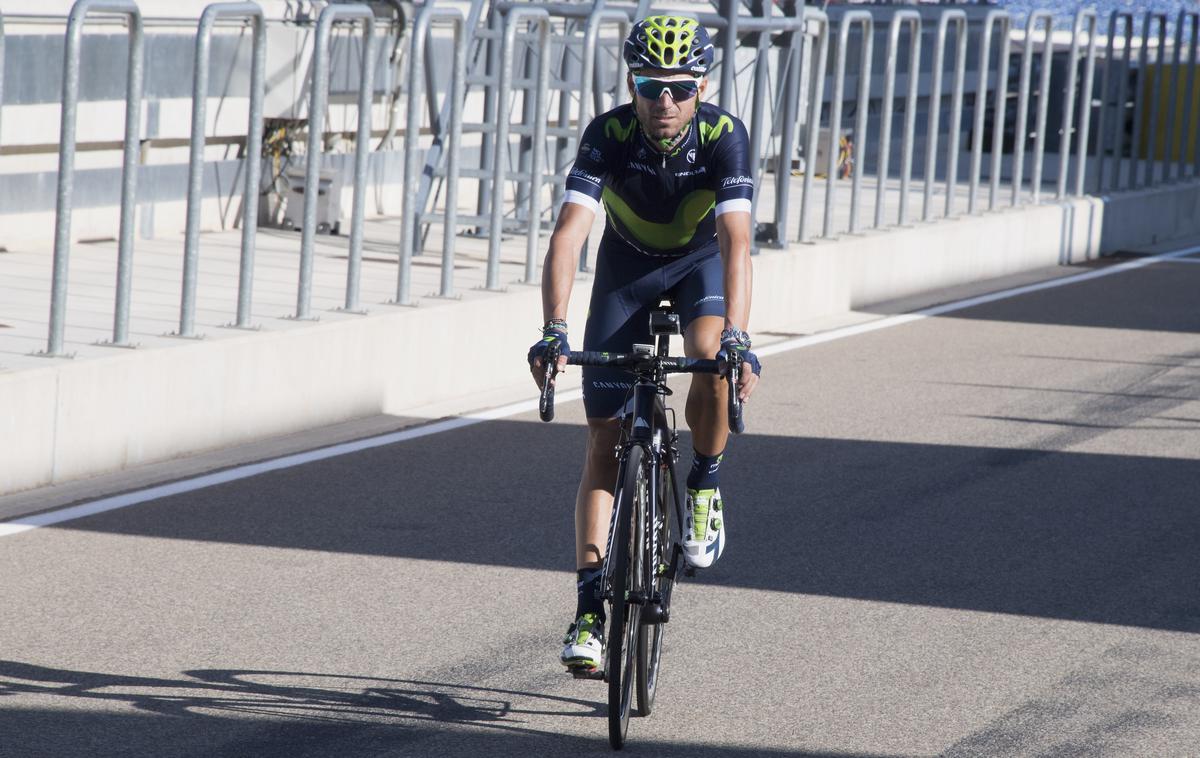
[581,236,725,419]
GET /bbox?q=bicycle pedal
[569,666,605,681]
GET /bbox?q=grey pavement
[1,246,1199,756]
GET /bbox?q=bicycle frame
[599,324,686,619]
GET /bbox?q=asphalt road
[2,248,1200,757]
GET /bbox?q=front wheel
[636,456,677,716]
[607,445,647,750]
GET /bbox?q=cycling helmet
[623,15,714,76]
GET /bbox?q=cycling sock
[576,567,606,622]
[687,449,724,490]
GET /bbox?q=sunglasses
[632,75,701,102]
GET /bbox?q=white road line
[3,245,1197,538]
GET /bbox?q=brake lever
[726,354,745,435]
[539,344,560,422]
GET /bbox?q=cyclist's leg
[669,249,730,567]
[669,248,728,458]
[564,237,659,668]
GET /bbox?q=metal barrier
[180,2,266,337]
[1094,11,1135,193]
[876,10,921,228]
[773,7,822,244]
[1167,11,1199,183]
[23,1,1200,353]
[398,4,466,304]
[1057,9,1098,199]
[575,8,629,271]
[923,10,967,222]
[1012,11,1053,205]
[825,11,872,237]
[0,12,6,151]
[1134,12,1169,189]
[46,0,144,357]
[294,4,376,320]
[797,12,829,244]
[968,11,1011,214]
[486,7,550,290]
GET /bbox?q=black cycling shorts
[581,236,726,419]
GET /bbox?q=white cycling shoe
[561,612,605,672]
[683,487,726,569]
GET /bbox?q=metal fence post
[773,8,814,245]
[825,11,871,237]
[399,5,467,302]
[923,10,966,221]
[1094,13,1129,192]
[797,13,828,243]
[719,0,738,112]
[46,0,144,358]
[486,7,549,291]
[180,3,266,338]
[877,11,920,228]
[1132,13,1167,189]
[1056,9,1097,199]
[295,4,375,320]
[522,16,554,284]
[746,1,773,238]
[1164,11,1199,183]
[342,13,377,313]
[1027,11,1056,203]
[1183,13,1200,181]
[1069,11,1099,198]
[1011,12,1052,205]
[987,16,1013,210]
[968,11,1010,215]
[0,13,6,150]
[943,12,968,217]
[848,14,873,234]
[577,8,629,271]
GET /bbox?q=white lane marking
[4,245,1198,538]
[0,390,582,538]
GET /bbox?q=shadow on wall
[0,661,894,758]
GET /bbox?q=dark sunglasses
[632,75,700,102]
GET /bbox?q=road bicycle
[538,302,744,750]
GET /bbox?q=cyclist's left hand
[716,337,761,403]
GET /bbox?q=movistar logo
[605,117,637,142]
[602,188,715,249]
[699,115,734,146]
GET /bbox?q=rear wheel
[607,445,647,750]
[636,456,676,716]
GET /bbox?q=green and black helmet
[623,15,714,76]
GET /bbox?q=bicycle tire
[607,444,646,750]
[636,452,676,716]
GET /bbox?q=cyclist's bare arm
[532,202,596,386]
[715,210,758,400]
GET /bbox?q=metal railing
[15,1,1200,358]
[47,0,144,357]
[180,2,266,337]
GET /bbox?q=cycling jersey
[563,101,753,418]
[563,101,754,258]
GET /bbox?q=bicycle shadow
[0,660,884,757]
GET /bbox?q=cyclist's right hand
[528,325,570,389]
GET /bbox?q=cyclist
[527,15,762,673]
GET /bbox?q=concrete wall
[0,195,1107,495]
[1096,183,1200,254]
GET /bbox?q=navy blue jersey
[563,101,754,258]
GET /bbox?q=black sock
[687,449,725,490]
[575,568,605,622]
